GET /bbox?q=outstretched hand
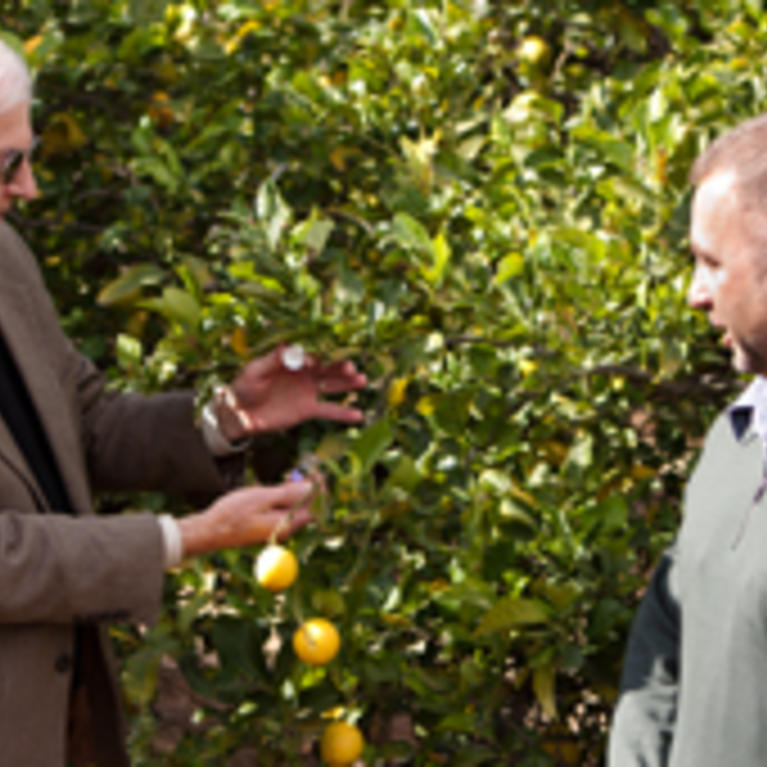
[178,478,316,557]
[215,345,367,441]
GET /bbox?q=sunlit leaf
[140,287,200,327]
[533,662,558,720]
[97,264,167,306]
[475,598,550,635]
[352,418,393,475]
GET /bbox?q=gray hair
[0,39,31,114]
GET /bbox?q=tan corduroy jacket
[0,222,233,766]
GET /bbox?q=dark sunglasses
[1,137,38,185]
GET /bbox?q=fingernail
[288,469,305,482]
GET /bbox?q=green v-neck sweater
[609,408,767,766]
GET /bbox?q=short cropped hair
[690,113,767,196]
[0,39,32,114]
[690,114,767,250]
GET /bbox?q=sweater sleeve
[608,547,680,767]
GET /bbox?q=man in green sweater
[609,114,767,765]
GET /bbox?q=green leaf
[96,264,167,306]
[140,287,200,327]
[475,598,550,635]
[563,432,594,472]
[421,231,451,286]
[533,662,558,720]
[312,433,350,463]
[571,123,634,169]
[493,253,524,285]
[352,418,393,475]
[392,212,433,255]
[293,209,334,254]
[410,8,438,44]
[178,255,215,295]
[256,178,292,250]
[116,333,142,370]
[385,454,421,492]
[131,156,179,193]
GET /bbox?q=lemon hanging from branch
[293,618,340,665]
[254,544,298,592]
[320,720,364,766]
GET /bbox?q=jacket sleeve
[0,508,164,625]
[608,547,680,767]
[73,350,238,503]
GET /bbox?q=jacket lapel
[0,258,92,515]
[0,408,48,510]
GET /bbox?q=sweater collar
[729,376,767,442]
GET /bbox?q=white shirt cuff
[157,514,184,569]
[199,387,252,456]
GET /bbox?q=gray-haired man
[0,41,366,765]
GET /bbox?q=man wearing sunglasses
[0,117,37,215]
[0,41,366,766]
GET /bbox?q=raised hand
[214,345,367,441]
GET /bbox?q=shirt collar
[728,376,767,441]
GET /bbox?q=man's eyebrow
[688,240,711,261]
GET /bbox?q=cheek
[696,264,726,296]
[711,269,727,290]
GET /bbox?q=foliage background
[1,0,760,764]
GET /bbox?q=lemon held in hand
[255,544,298,591]
[293,618,340,665]
[320,721,364,766]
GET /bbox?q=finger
[317,372,368,395]
[311,401,365,423]
[316,359,363,378]
[263,479,315,507]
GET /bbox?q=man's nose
[687,263,711,309]
[6,159,38,201]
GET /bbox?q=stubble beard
[731,338,767,376]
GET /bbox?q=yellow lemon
[320,721,364,766]
[293,618,340,665]
[254,545,298,592]
[387,376,410,409]
[517,35,551,67]
[517,358,538,377]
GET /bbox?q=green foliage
[3,0,762,763]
